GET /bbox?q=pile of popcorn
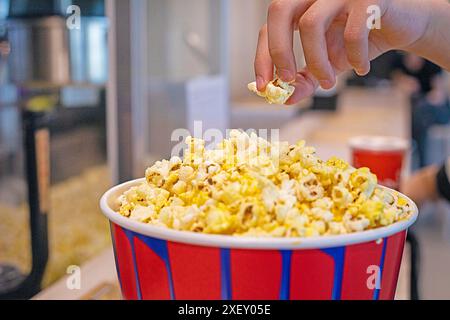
[117,130,413,237]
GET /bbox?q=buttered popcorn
[118,130,413,237]
[248,78,295,104]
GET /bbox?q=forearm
[408,0,450,70]
[401,165,440,207]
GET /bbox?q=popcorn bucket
[100,179,417,300]
[349,136,409,190]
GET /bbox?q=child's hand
[254,0,435,104]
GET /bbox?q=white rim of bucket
[100,178,418,250]
[349,136,409,152]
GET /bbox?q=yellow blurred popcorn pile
[118,130,413,237]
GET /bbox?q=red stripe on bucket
[230,249,282,300]
[380,231,407,300]
[112,225,138,300]
[133,236,172,299]
[167,242,222,299]
[290,249,335,300]
[341,240,384,300]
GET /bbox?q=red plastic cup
[101,179,417,300]
[349,136,409,191]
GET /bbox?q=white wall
[229,0,268,100]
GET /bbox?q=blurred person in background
[0,26,9,83]
[391,53,450,168]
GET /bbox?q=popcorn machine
[0,0,68,298]
[0,0,108,299]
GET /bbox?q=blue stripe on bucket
[124,230,142,300]
[279,250,292,300]
[322,247,346,300]
[220,248,232,300]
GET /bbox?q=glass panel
[141,0,230,174]
[0,99,30,276]
[148,0,216,81]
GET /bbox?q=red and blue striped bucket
[101,179,418,300]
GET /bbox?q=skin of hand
[400,165,440,207]
[254,0,450,104]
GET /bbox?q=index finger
[254,24,274,91]
[267,0,313,82]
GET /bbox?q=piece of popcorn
[358,199,384,226]
[328,221,347,235]
[172,180,187,195]
[129,204,156,222]
[380,207,398,226]
[332,185,353,208]
[178,166,195,182]
[344,216,370,232]
[313,197,333,210]
[310,220,326,235]
[311,207,334,222]
[350,167,377,198]
[247,78,295,104]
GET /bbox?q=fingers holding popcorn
[253,0,443,102]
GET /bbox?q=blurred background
[0,0,449,299]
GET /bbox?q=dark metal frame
[0,110,50,299]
